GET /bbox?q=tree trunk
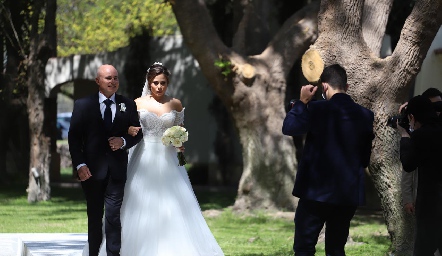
[26,0,57,202]
[172,0,320,210]
[312,0,442,253]
[230,65,298,210]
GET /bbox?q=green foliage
[214,58,232,77]
[56,0,178,56]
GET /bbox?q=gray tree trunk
[26,0,57,202]
[172,0,320,210]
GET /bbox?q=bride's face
[150,74,168,97]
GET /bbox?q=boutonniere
[119,103,126,112]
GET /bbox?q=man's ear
[95,77,100,85]
[344,84,349,92]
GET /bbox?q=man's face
[96,65,119,98]
[429,95,442,116]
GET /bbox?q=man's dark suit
[282,93,374,255]
[68,93,142,255]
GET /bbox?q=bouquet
[161,126,189,166]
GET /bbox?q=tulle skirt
[84,137,224,256]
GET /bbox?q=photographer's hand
[300,85,317,104]
[399,102,408,114]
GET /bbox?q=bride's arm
[128,97,143,137]
[128,126,141,137]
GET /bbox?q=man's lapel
[92,93,104,126]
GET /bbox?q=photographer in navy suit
[282,64,374,256]
[68,65,143,256]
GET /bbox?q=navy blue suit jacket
[282,93,374,206]
[68,93,143,180]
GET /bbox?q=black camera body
[387,114,409,129]
[386,108,409,130]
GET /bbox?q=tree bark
[311,0,442,253]
[26,0,57,202]
[362,0,394,56]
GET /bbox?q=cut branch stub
[232,62,256,86]
[301,48,324,83]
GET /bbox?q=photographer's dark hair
[320,64,347,90]
[422,87,442,99]
[406,95,440,125]
[146,63,171,85]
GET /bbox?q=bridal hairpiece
[147,62,163,73]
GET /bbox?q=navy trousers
[81,174,125,256]
[294,199,357,256]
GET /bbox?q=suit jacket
[68,93,143,180]
[282,93,374,206]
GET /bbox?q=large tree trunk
[172,0,320,210]
[26,0,56,202]
[311,0,442,253]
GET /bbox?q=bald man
[68,65,142,255]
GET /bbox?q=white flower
[172,140,182,148]
[119,103,126,112]
[161,126,188,147]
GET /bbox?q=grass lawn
[0,181,391,256]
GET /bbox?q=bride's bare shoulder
[170,97,183,112]
[135,96,151,109]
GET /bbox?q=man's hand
[300,85,318,104]
[404,202,415,215]
[108,137,124,151]
[78,165,92,181]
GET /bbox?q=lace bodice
[138,108,185,138]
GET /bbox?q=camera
[286,99,297,112]
[387,100,442,129]
[386,107,409,130]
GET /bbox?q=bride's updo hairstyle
[141,62,171,96]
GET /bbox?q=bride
[84,62,224,256]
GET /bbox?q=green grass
[0,184,390,255]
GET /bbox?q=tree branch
[259,0,320,76]
[390,0,442,77]
[171,0,234,99]
[362,0,394,56]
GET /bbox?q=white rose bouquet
[161,126,189,166]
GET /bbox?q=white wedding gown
[83,108,224,256]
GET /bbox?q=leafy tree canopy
[57,0,178,56]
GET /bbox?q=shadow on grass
[0,183,237,208]
[194,187,237,211]
[351,208,385,226]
